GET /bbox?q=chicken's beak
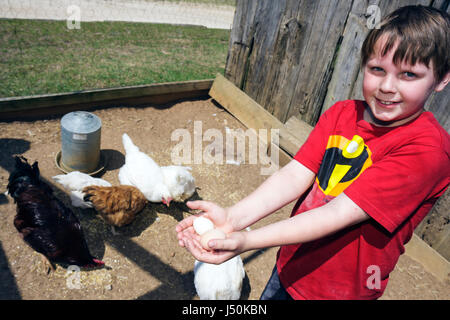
[162,198,172,207]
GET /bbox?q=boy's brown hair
[361,5,450,82]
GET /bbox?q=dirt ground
[0,98,448,300]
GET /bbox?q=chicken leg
[111,225,119,236]
[41,254,55,275]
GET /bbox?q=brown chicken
[82,185,148,234]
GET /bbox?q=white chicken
[161,165,196,202]
[194,256,245,300]
[52,171,111,208]
[118,133,171,204]
[118,133,196,206]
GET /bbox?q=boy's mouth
[375,97,401,107]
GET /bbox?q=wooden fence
[224,0,450,260]
[225,0,449,130]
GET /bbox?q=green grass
[0,19,230,98]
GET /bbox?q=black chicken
[7,156,104,271]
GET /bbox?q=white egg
[200,228,226,250]
[193,216,214,235]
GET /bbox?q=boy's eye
[369,66,384,73]
[403,72,417,78]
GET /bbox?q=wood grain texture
[226,0,449,132]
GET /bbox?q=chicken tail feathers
[122,133,139,155]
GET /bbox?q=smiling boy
[176,5,450,299]
[361,7,449,126]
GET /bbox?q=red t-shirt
[277,100,450,300]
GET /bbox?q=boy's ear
[435,72,450,92]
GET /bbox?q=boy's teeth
[379,100,396,105]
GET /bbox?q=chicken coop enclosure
[0,83,288,300]
[0,0,449,301]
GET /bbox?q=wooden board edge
[0,79,213,116]
[209,73,284,131]
[209,73,293,166]
[209,73,311,163]
[0,90,211,121]
[405,234,450,283]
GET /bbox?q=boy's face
[362,36,449,127]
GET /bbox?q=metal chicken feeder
[55,111,106,175]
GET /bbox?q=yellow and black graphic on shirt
[316,135,372,197]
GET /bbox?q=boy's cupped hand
[175,200,245,264]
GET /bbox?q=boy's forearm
[227,160,316,231]
[240,193,370,251]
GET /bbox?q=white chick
[194,256,245,300]
[53,171,111,191]
[161,165,196,203]
[52,171,111,208]
[192,216,246,300]
[118,133,171,204]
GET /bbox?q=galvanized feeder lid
[61,111,102,134]
[56,111,106,176]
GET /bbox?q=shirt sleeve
[344,143,449,233]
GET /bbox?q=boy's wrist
[233,229,252,254]
[226,205,251,232]
[243,229,257,252]
[224,206,240,232]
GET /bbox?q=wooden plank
[278,127,303,157]
[227,0,448,127]
[428,0,450,132]
[0,90,210,121]
[210,73,285,132]
[226,0,354,125]
[415,188,450,260]
[426,86,450,132]
[278,125,312,157]
[224,0,259,88]
[282,0,354,124]
[322,11,368,113]
[209,73,292,166]
[210,74,314,160]
[283,116,312,147]
[0,79,213,116]
[405,234,450,282]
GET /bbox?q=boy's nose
[379,75,396,93]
